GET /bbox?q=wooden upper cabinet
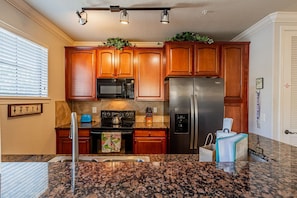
[96,48,134,78]
[222,42,249,133]
[134,48,164,101]
[165,42,194,76]
[165,42,220,77]
[222,44,249,102]
[65,47,97,100]
[194,43,220,76]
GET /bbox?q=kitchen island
[1,133,297,197]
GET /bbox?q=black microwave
[97,79,134,99]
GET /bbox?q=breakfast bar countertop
[1,133,297,197]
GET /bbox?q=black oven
[90,110,135,154]
[97,78,134,99]
[90,129,133,154]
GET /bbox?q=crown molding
[72,41,164,47]
[5,0,73,44]
[233,12,297,41]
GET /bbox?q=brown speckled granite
[1,133,297,197]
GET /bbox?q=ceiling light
[120,9,129,24]
[161,9,169,24]
[76,10,88,25]
[78,6,171,24]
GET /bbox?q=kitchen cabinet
[56,129,90,154]
[96,48,134,78]
[134,48,165,101]
[133,129,167,154]
[222,43,249,133]
[65,47,97,100]
[164,42,220,77]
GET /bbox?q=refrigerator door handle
[190,95,195,149]
[194,95,199,149]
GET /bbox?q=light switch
[153,107,157,113]
[92,107,97,114]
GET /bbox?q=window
[0,28,48,97]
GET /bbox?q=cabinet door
[56,129,90,154]
[65,48,96,100]
[134,137,166,154]
[96,49,115,78]
[134,48,164,101]
[165,42,194,76]
[116,49,134,78]
[222,43,249,132]
[194,44,220,76]
[56,138,90,154]
[133,130,167,154]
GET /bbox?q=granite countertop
[1,133,297,197]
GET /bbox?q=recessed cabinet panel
[134,48,164,101]
[194,44,220,76]
[97,49,115,78]
[116,50,134,78]
[56,129,90,154]
[222,44,248,101]
[165,43,194,76]
[133,130,167,154]
[224,103,245,133]
[65,47,96,100]
[97,48,133,78]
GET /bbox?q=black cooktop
[92,110,135,131]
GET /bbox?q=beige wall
[0,0,72,154]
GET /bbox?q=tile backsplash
[55,100,168,126]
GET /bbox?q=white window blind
[0,28,48,97]
[290,36,297,129]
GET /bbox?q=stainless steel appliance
[90,110,135,154]
[97,78,134,99]
[167,78,224,154]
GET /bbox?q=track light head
[120,9,129,24]
[161,9,169,24]
[76,10,88,25]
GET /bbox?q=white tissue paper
[216,118,236,138]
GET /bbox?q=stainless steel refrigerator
[168,78,224,153]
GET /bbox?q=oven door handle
[90,131,133,135]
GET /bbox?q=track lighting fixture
[120,9,129,24]
[76,10,88,25]
[77,5,171,25]
[160,9,169,24]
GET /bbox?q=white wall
[233,12,297,140]
[0,0,73,154]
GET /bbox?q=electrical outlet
[92,107,97,114]
[153,107,157,113]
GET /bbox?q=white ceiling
[24,0,297,42]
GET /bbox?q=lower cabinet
[56,129,90,154]
[133,129,167,154]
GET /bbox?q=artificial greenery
[104,37,132,50]
[167,32,214,44]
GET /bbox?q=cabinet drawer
[56,129,90,137]
[134,130,166,137]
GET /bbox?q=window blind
[0,28,48,97]
[290,36,297,129]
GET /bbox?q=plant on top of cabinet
[167,32,214,44]
[103,37,132,50]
